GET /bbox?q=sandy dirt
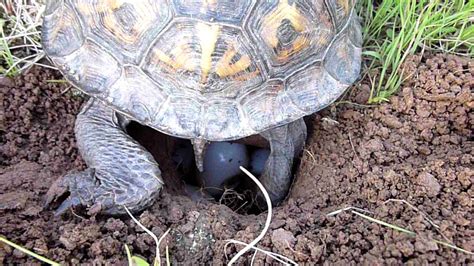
[0,54,473,264]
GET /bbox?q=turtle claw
[45,175,72,210]
[45,169,96,215]
[54,196,81,216]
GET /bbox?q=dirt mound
[0,54,472,264]
[1,68,84,171]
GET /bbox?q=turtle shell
[42,0,362,141]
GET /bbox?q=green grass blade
[0,236,60,266]
[358,0,474,103]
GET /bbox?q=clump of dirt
[1,54,473,264]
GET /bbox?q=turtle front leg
[256,118,307,206]
[46,99,163,215]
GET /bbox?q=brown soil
[1,54,473,264]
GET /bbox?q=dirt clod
[271,228,297,250]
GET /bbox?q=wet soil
[1,54,473,264]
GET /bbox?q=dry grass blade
[225,166,273,265]
[225,240,298,266]
[0,0,52,76]
[328,207,474,256]
[224,167,296,265]
[124,206,171,266]
[384,199,439,228]
[223,168,298,265]
[326,206,373,216]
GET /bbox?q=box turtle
[43,0,361,215]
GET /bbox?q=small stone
[416,172,441,197]
[402,87,414,111]
[104,218,126,232]
[396,241,414,257]
[22,206,42,216]
[426,93,456,102]
[0,77,14,87]
[415,238,438,252]
[381,114,403,129]
[453,214,470,226]
[271,228,296,250]
[12,249,25,259]
[366,139,384,153]
[416,104,431,118]
[0,192,28,210]
[417,145,431,155]
[59,236,76,251]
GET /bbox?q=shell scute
[155,97,201,137]
[246,0,335,77]
[285,64,341,112]
[74,0,172,63]
[323,19,362,85]
[327,0,355,31]
[142,20,264,97]
[203,102,245,140]
[241,80,304,132]
[53,39,121,95]
[42,1,84,57]
[172,0,253,25]
[107,66,167,123]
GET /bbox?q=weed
[357,0,474,103]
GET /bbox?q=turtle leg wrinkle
[257,118,307,207]
[46,98,163,215]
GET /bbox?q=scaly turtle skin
[43,0,361,215]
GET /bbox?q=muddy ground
[1,53,473,264]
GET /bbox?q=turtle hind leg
[45,98,164,215]
[255,118,307,207]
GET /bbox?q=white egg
[249,148,270,176]
[200,142,249,196]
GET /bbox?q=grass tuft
[0,0,52,77]
[357,0,474,103]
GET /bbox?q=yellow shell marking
[338,0,350,14]
[196,22,220,84]
[215,46,252,78]
[232,69,260,81]
[149,22,258,86]
[151,41,195,72]
[261,0,311,61]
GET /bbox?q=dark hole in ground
[126,121,278,215]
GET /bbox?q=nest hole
[126,121,288,215]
